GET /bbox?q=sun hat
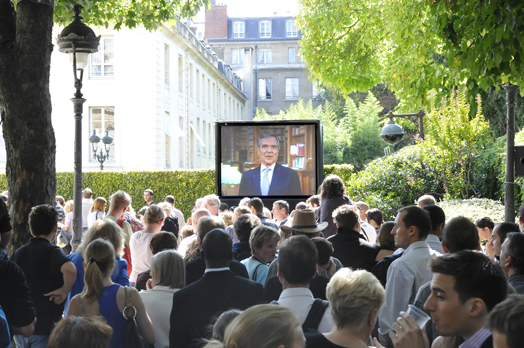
[280,209,328,234]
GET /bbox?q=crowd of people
[1,176,524,348]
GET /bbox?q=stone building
[204,0,320,116]
[0,20,246,172]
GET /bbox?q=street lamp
[89,130,113,170]
[380,109,425,145]
[57,5,100,251]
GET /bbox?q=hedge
[0,164,354,219]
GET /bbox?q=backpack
[0,304,11,348]
[271,298,329,334]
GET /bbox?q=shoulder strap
[125,286,133,307]
[252,263,263,282]
[302,299,329,331]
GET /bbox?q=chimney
[205,1,228,39]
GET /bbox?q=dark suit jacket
[169,270,264,348]
[185,256,249,286]
[371,252,403,288]
[238,163,302,196]
[327,226,380,272]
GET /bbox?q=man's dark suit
[169,270,264,348]
[184,256,249,286]
[238,163,302,196]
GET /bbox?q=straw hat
[280,209,328,234]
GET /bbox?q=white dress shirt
[378,241,436,336]
[277,287,333,333]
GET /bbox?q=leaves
[53,0,208,31]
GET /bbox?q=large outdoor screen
[216,120,323,198]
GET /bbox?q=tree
[0,0,205,250]
[298,0,524,110]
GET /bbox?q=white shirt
[178,234,197,258]
[140,286,179,348]
[425,234,445,254]
[378,241,437,335]
[129,231,155,283]
[173,208,185,229]
[259,163,276,189]
[360,221,377,244]
[277,287,333,334]
[81,198,93,228]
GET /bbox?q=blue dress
[65,253,129,314]
[98,284,126,348]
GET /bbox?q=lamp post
[89,130,113,170]
[57,5,100,251]
[380,109,425,145]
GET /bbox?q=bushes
[437,199,506,223]
[345,145,444,220]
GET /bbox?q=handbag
[123,287,154,348]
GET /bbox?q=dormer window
[260,20,271,38]
[233,21,245,38]
[286,20,298,37]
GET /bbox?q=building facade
[0,20,246,173]
[204,1,320,116]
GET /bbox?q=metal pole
[503,84,519,223]
[70,45,84,252]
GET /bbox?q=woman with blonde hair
[87,197,107,228]
[305,268,385,348]
[129,205,165,285]
[65,220,129,315]
[241,225,280,285]
[59,200,74,254]
[140,250,185,348]
[67,239,155,348]
[205,304,305,348]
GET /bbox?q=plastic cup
[406,304,430,328]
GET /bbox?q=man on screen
[239,133,302,196]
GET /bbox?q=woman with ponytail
[67,239,155,348]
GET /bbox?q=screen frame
[215,119,324,199]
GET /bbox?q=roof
[208,16,301,42]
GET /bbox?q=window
[298,50,305,63]
[260,20,271,38]
[288,48,295,63]
[258,49,272,64]
[286,20,298,37]
[202,74,206,108]
[90,37,114,78]
[189,63,193,98]
[196,69,200,103]
[90,107,115,162]
[285,78,299,99]
[258,79,272,100]
[232,49,243,65]
[312,80,322,98]
[178,56,183,92]
[233,21,245,38]
[164,45,170,85]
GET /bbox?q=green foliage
[430,0,524,92]
[480,86,524,137]
[298,0,524,111]
[346,145,444,220]
[422,90,491,198]
[437,199,506,224]
[52,0,207,31]
[323,164,354,185]
[255,97,391,169]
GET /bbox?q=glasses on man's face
[205,203,217,207]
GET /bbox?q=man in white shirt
[81,188,93,232]
[272,200,289,227]
[378,206,436,348]
[165,195,185,229]
[422,204,446,254]
[276,235,332,333]
[355,201,377,244]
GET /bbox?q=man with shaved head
[177,208,211,258]
[169,229,263,348]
